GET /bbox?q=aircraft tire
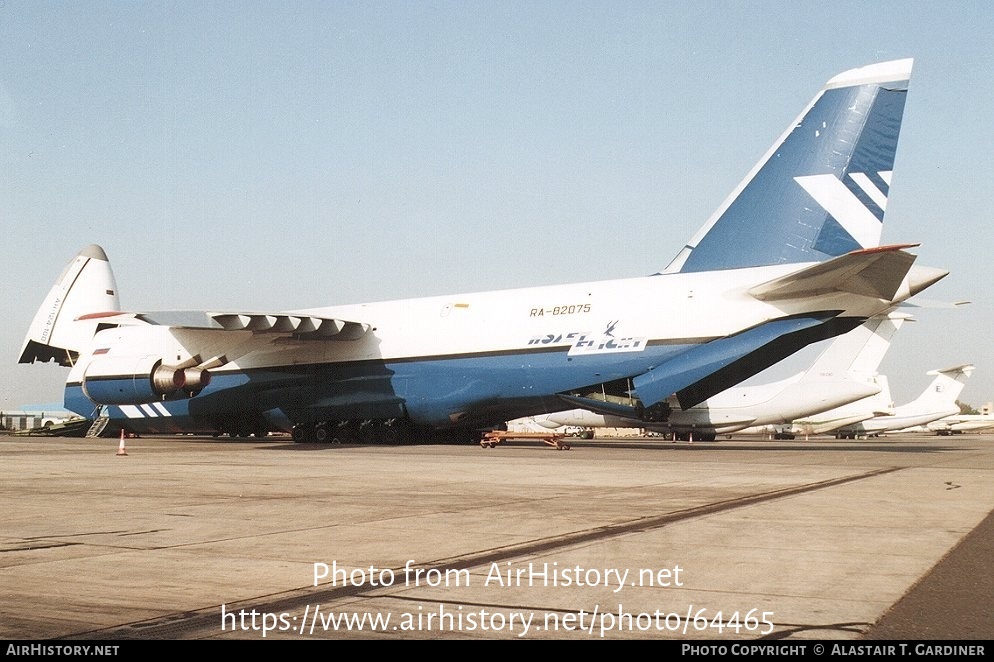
[330,421,357,444]
[381,419,414,445]
[358,422,377,444]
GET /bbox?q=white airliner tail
[894,364,973,418]
[799,311,909,384]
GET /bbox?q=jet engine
[81,356,210,405]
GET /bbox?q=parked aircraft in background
[19,59,945,443]
[781,374,894,438]
[787,365,971,439]
[773,365,973,439]
[924,412,994,435]
[831,364,975,438]
[516,312,907,441]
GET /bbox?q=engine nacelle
[81,356,210,405]
[182,367,211,392]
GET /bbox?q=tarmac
[1,431,992,641]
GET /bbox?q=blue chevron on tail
[663,59,913,274]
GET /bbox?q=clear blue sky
[2,1,992,412]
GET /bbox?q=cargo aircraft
[19,59,947,444]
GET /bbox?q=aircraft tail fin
[19,244,120,366]
[897,364,974,414]
[664,59,913,274]
[870,373,895,416]
[801,311,910,383]
[747,244,924,303]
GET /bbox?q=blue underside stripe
[65,342,694,430]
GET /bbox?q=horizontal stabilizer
[927,363,974,377]
[899,298,971,309]
[748,245,919,302]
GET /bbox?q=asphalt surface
[862,503,994,639]
[1,431,991,641]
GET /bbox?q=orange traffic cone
[116,429,128,456]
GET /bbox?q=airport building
[1,408,77,432]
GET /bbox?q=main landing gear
[291,418,416,445]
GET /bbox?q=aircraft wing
[208,312,370,339]
[748,245,920,302]
[79,310,371,340]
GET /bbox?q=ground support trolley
[480,430,571,450]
